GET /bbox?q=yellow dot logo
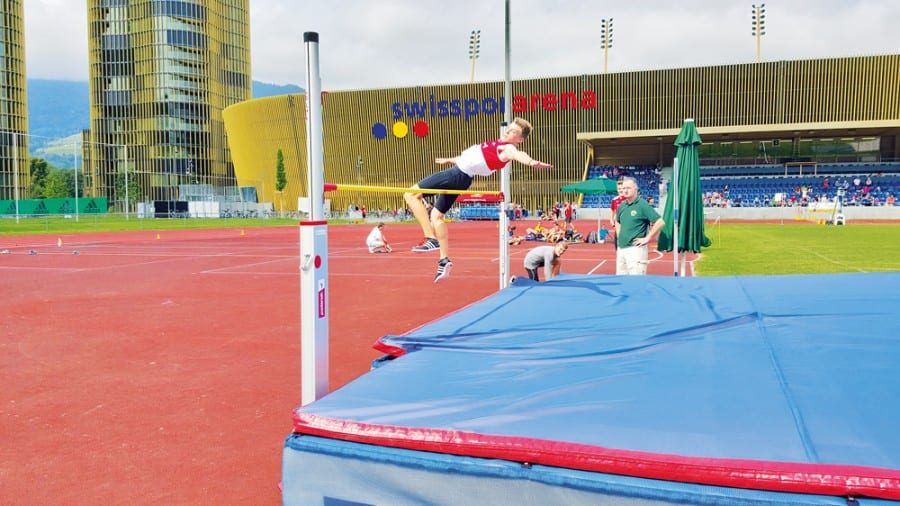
[392,121,409,138]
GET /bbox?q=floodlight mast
[600,18,613,74]
[751,4,766,63]
[468,29,481,83]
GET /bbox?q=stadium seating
[577,162,899,209]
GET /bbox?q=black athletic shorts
[417,166,474,214]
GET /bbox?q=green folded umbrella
[658,119,711,257]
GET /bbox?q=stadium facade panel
[224,54,900,213]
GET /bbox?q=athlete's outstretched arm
[500,145,553,168]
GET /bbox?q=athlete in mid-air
[404,117,553,282]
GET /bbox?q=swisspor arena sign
[371,89,596,139]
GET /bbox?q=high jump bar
[324,183,503,198]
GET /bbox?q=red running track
[0,220,691,504]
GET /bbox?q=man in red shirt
[609,178,626,249]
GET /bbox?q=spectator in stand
[886,194,895,206]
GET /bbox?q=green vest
[616,198,661,248]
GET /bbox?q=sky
[23,0,900,91]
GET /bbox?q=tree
[115,170,142,211]
[43,170,71,198]
[29,158,52,198]
[275,148,287,213]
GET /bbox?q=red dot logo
[314,255,322,268]
[414,121,429,138]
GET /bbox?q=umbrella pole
[672,157,679,277]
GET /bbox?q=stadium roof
[578,120,900,165]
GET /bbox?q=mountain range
[26,79,304,169]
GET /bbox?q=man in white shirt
[365,223,392,253]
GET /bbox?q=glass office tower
[86,0,250,209]
[0,0,29,200]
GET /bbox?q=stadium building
[0,0,30,201]
[224,54,900,218]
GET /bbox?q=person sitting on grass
[508,225,524,246]
[524,222,546,241]
[544,221,566,243]
[564,221,583,242]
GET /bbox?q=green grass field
[697,222,900,275]
[3,216,898,275]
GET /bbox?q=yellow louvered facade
[0,0,29,200]
[224,54,900,214]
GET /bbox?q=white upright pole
[499,0,512,289]
[124,145,130,219]
[12,132,20,224]
[305,34,325,223]
[73,141,80,222]
[672,157,679,277]
[300,32,329,406]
